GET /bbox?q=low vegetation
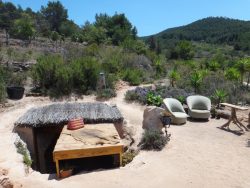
[122,150,138,166]
[15,138,32,167]
[139,130,168,151]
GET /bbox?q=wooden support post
[119,152,122,167]
[55,159,60,178]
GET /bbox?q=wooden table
[220,103,249,131]
[53,124,123,178]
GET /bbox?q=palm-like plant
[235,58,250,85]
[245,59,250,87]
[224,67,240,82]
[212,89,228,108]
[190,71,203,93]
[169,70,180,87]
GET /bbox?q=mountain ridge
[142,17,250,51]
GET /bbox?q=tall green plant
[235,58,249,85]
[190,71,203,93]
[169,69,180,87]
[224,68,240,82]
[212,89,228,108]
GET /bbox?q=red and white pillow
[67,118,84,130]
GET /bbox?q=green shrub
[32,55,64,91]
[122,69,142,86]
[177,96,185,104]
[146,92,163,107]
[212,89,228,108]
[32,55,100,97]
[49,66,73,97]
[71,57,100,93]
[140,130,168,151]
[15,139,32,167]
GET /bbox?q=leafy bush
[49,66,73,97]
[15,139,32,167]
[122,69,142,86]
[70,57,100,93]
[177,95,186,104]
[32,55,101,97]
[146,92,163,107]
[125,87,150,104]
[140,130,168,151]
[32,55,64,91]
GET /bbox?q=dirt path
[0,86,250,188]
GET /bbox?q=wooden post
[55,159,60,178]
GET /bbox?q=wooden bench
[53,124,123,178]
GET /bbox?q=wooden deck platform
[53,124,123,178]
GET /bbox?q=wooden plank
[54,145,123,161]
[220,103,248,111]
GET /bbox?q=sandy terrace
[0,87,250,188]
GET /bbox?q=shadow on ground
[217,127,244,136]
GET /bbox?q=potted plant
[6,72,26,100]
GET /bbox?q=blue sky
[5,0,250,36]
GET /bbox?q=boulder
[142,106,165,131]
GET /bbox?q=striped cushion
[67,118,84,130]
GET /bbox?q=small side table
[220,103,249,131]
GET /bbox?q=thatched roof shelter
[15,102,123,127]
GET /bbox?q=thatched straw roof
[15,102,123,127]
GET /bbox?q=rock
[217,109,231,119]
[142,106,165,131]
[114,120,135,151]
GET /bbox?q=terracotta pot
[60,169,73,178]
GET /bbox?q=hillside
[143,17,250,52]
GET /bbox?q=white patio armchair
[163,98,188,125]
[186,95,211,120]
